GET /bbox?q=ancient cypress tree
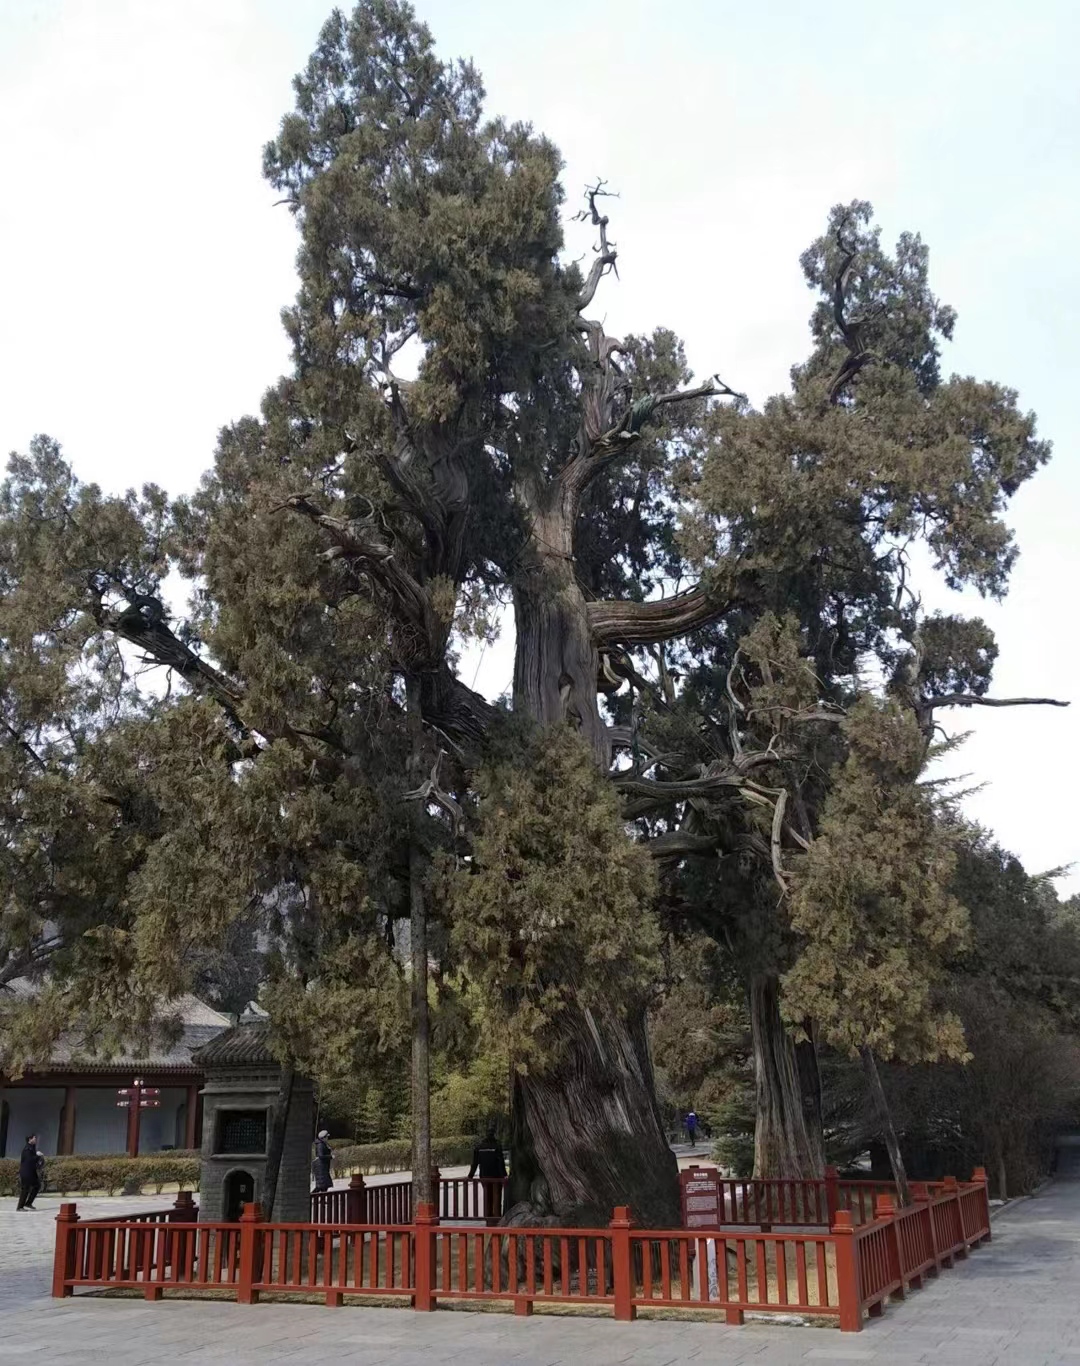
[0,2,1058,1217]
[602,202,1057,1177]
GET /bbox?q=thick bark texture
[262,1065,295,1219]
[510,1002,680,1227]
[507,482,680,1226]
[406,679,434,1206]
[409,841,433,1205]
[513,489,607,764]
[860,1045,911,1206]
[751,975,824,1179]
[795,1030,826,1169]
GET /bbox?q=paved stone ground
[3,1162,1080,1365]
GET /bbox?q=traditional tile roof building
[0,995,232,1159]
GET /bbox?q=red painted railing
[629,1226,841,1320]
[698,1170,895,1228]
[54,1169,992,1330]
[310,1173,505,1226]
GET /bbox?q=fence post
[824,1165,840,1227]
[832,1209,863,1333]
[52,1202,79,1298]
[430,1166,442,1218]
[912,1182,941,1275]
[164,1188,197,1287]
[610,1205,636,1322]
[237,1201,263,1305]
[972,1167,992,1243]
[172,1189,196,1218]
[346,1172,366,1224]
[874,1193,904,1305]
[413,1200,439,1312]
[942,1176,962,1262]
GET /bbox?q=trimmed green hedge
[1,1135,479,1197]
[0,1151,201,1198]
[330,1135,475,1177]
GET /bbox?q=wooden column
[184,1084,200,1150]
[58,1087,77,1156]
[126,1080,141,1158]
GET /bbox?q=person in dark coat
[16,1134,40,1211]
[468,1124,507,1222]
[312,1129,333,1192]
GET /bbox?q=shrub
[0,1151,201,1197]
[330,1134,475,1178]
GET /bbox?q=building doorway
[222,1169,256,1221]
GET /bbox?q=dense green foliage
[656,834,1080,1192]
[0,0,1063,1197]
[782,698,968,1063]
[445,725,659,1072]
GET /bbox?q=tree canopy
[0,0,1063,1213]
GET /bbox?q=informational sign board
[679,1164,723,1229]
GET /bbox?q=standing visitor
[16,1134,40,1211]
[685,1111,698,1146]
[468,1123,507,1222]
[312,1129,334,1192]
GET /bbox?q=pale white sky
[1,0,1076,889]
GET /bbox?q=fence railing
[310,1169,942,1232]
[54,1169,991,1331]
[310,1172,505,1227]
[695,1171,898,1229]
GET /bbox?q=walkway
[3,1166,1080,1364]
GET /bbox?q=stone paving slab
[4,1173,1080,1363]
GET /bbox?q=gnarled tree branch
[588,579,752,646]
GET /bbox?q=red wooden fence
[53,1169,992,1331]
[310,1172,505,1226]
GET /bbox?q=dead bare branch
[770,788,789,894]
[926,694,1069,712]
[403,749,464,835]
[575,180,619,311]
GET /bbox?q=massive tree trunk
[409,842,433,1207]
[512,488,608,763]
[510,1000,680,1227]
[262,1065,295,1220]
[796,1030,826,1168]
[506,484,680,1227]
[751,975,824,1179]
[406,679,434,1207]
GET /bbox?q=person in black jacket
[467,1124,507,1222]
[311,1130,334,1192]
[16,1134,40,1211]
